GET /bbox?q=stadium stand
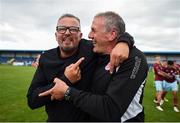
[144,51,180,67]
[0,49,43,66]
[0,49,180,66]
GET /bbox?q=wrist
[64,86,71,101]
[117,41,128,46]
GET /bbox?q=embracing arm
[109,32,135,73]
[117,32,134,49]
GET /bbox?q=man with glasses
[56,26,80,34]
[27,13,134,121]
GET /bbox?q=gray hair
[58,13,81,29]
[94,11,125,37]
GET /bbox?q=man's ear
[79,32,83,38]
[55,32,58,41]
[108,29,117,41]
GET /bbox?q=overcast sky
[0,0,179,51]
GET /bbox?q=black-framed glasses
[56,26,80,34]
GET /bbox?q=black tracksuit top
[69,46,148,121]
[27,39,96,121]
[27,33,135,121]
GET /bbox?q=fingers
[67,64,74,68]
[109,42,129,74]
[77,69,81,79]
[53,78,65,84]
[74,57,85,67]
[109,55,116,74]
[114,56,121,66]
[109,55,124,74]
[51,95,54,101]
[39,89,52,97]
[51,94,64,101]
[109,64,114,74]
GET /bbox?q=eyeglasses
[56,26,80,34]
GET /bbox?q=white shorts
[155,80,164,91]
[163,80,178,91]
[175,75,180,81]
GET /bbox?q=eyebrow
[57,25,79,28]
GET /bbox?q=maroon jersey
[174,64,180,74]
[153,63,164,81]
[163,67,178,83]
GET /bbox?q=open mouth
[92,40,96,45]
[63,36,73,43]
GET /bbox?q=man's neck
[60,48,77,58]
[103,42,117,55]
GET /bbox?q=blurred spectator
[32,54,41,68]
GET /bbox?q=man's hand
[39,78,69,100]
[109,42,129,73]
[64,57,85,83]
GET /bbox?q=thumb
[53,78,59,83]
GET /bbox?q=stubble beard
[61,46,78,53]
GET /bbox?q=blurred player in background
[153,56,170,111]
[162,60,179,112]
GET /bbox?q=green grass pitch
[0,65,179,121]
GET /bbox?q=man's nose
[64,29,71,35]
[88,31,93,39]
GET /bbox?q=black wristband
[64,87,71,101]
